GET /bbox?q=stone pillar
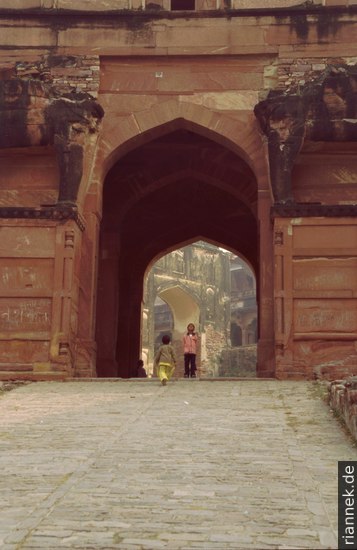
[75,203,100,377]
[257,191,275,377]
[50,221,82,376]
[273,219,293,379]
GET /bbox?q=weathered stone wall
[219,345,257,377]
[200,323,228,376]
[0,58,102,208]
[3,55,101,97]
[276,57,357,93]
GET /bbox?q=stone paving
[0,379,356,549]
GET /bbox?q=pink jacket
[183,332,198,355]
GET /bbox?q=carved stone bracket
[64,230,75,248]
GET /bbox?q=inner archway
[159,287,200,335]
[143,241,257,378]
[95,126,258,377]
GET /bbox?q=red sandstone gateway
[0,0,356,381]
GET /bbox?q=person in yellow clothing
[154,334,177,386]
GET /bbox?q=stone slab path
[0,379,356,549]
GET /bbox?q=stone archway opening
[143,241,257,378]
[95,125,258,378]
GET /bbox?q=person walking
[183,323,198,378]
[154,334,177,386]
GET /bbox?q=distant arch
[158,286,200,336]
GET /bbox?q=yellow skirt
[157,362,175,382]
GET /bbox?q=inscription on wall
[0,299,51,331]
[293,263,357,292]
[0,260,54,292]
[294,300,357,332]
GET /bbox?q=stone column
[273,218,293,379]
[74,202,100,377]
[257,191,275,377]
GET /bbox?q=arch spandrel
[92,99,270,209]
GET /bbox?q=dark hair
[137,359,144,367]
[162,334,170,344]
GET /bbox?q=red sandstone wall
[0,220,83,379]
[274,218,357,380]
[0,149,58,208]
[293,148,357,205]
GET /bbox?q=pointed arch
[90,99,270,208]
[92,105,274,379]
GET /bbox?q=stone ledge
[271,203,357,218]
[329,377,357,441]
[0,206,86,231]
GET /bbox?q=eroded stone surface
[0,78,104,204]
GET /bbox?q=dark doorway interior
[96,127,258,377]
[231,323,243,347]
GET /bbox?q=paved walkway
[0,379,356,549]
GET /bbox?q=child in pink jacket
[183,323,198,378]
